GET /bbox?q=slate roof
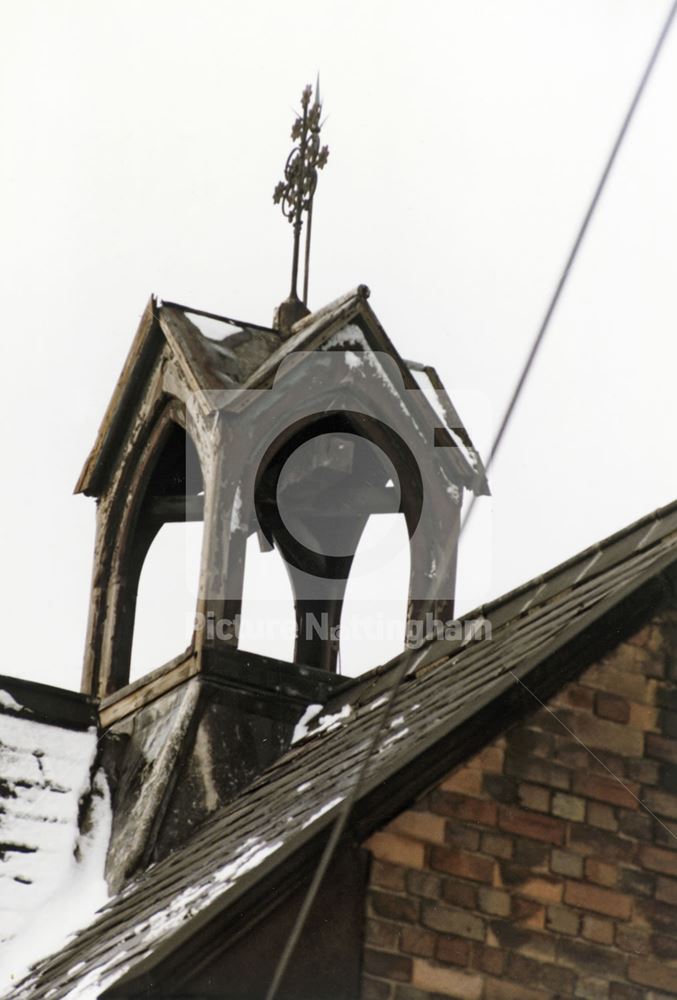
[12,497,677,998]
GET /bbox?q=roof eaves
[101,519,677,995]
[75,296,159,497]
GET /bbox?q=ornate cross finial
[273,79,329,330]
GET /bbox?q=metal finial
[273,81,329,315]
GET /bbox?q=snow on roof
[13,497,677,998]
[0,697,111,995]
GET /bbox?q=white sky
[1,1,676,690]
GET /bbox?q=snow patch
[301,796,343,830]
[314,704,352,734]
[291,703,353,744]
[0,690,24,712]
[54,838,284,1000]
[291,704,323,744]
[0,770,112,996]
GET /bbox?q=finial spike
[273,81,329,331]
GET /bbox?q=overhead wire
[265,4,677,996]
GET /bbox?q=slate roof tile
[12,498,677,998]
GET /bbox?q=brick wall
[361,608,677,999]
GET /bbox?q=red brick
[366,918,400,950]
[615,926,650,956]
[641,787,677,820]
[547,707,644,756]
[371,860,408,892]
[473,944,506,976]
[550,849,584,879]
[512,838,550,872]
[430,846,494,883]
[370,891,419,924]
[553,684,595,711]
[421,902,485,941]
[609,984,643,1000]
[595,692,630,723]
[655,875,677,904]
[646,733,677,764]
[505,728,554,760]
[510,875,562,905]
[583,660,655,702]
[510,897,545,929]
[557,937,625,977]
[563,880,631,919]
[506,952,576,994]
[434,935,470,965]
[389,810,447,844]
[443,819,481,851]
[488,920,556,961]
[545,905,579,935]
[581,914,614,945]
[481,832,513,859]
[551,791,585,821]
[363,948,412,983]
[627,958,677,991]
[619,867,654,897]
[584,858,618,887]
[484,977,550,1000]
[440,767,483,796]
[627,622,666,655]
[361,976,392,1000]
[626,757,659,784]
[440,796,497,827]
[568,824,634,861]
[440,879,478,909]
[366,832,425,870]
[503,753,570,791]
[628,702,658,731]
[585,801,618,830]
[639,844,677,876]
[412,959,482,999]
[475,745,505,773]
[399,925,436,958]
[552,738,589,770]
[407,870,441,899]
[573,773,639,810]
[518,784,550,813]
[498,806,564,845]
[478,887,510,917]
[652,932,677,960]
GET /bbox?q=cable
[461,0,677,536]
[265,4,677,996]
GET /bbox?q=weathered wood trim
[84,395,205,698]
[158,307,226,396]
[99,648,198,728]
[75,296,160,496]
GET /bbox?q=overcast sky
[2,1,676,690]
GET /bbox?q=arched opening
[129,521,203,681]
[238,534,296,661]
[251,413,418,674]
[338,512,411,677]
[122,418,205,687]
